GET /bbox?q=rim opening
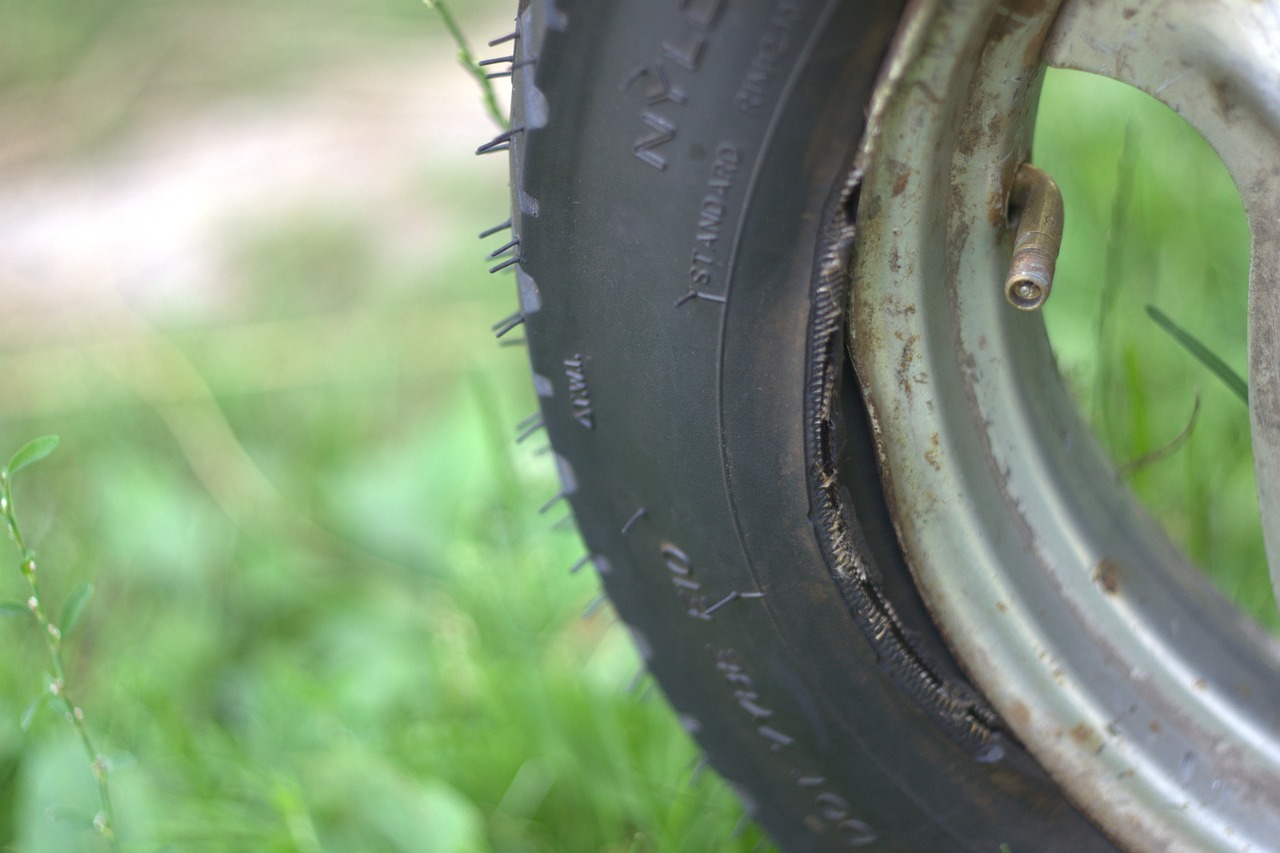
[1033,67,1273,632]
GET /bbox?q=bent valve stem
[1004,163,1064,311]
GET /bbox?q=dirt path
[0,43,507,324]
[0,30,516,532]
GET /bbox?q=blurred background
[0,1,1268,851]
[0,1,764,850]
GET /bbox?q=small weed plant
[424,0,508,129]
[0,437,118,850]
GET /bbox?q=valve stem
[1004,163,1064,311]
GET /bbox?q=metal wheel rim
[848,2,1280,850]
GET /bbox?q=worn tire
[494,1,1120,849]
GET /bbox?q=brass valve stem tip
[1004,163,1064,311]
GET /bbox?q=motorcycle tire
[488,0,1118,849]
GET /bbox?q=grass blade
[1145,305,1248,404]
[0,600,29,617]
[0,594,29,614]
[1120,392,1201,475]
[59,582,94,638]
[6,435,59,476]
[425,0,509,130]
[20,693,47,732]
[1093,122,1142,426]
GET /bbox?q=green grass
[0,401,764,850]
[0,271,768,850]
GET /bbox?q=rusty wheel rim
[848,2,1280,850]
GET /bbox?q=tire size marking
[621,0,726,170]
[710,645,875,844]
[661,543,713,620]
[678,143,742,307]
[806,796,878,848]
[657,542,876,845]
[712,646,782,726]
[661,543,765,622]
[734,0,801,115]
[563,354,594,429]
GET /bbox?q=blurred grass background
[0,1,763,850]
[1036,71,1272,629]
[0,1,1270,851]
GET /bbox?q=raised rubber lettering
[681,0,725,29]
[734,0,801,115]
[624,1,726,170]
[633,111,677,170]
[663,34,707,72]
[681,144,742,305]
[622,62,688,107]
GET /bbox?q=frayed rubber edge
[804,165,1005,757]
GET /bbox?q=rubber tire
[502,1,1120,849]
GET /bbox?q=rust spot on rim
[924,433,942,471]
[1069,723,1102,751]
[896,334,920,398]
[889,160,911,197]
[1092,558,1122,595]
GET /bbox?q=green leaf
[58,583,93,638]
[6,435,60,476]
[0,600,29,617]
[20,692,47,731]
[1146,306,1249,405]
